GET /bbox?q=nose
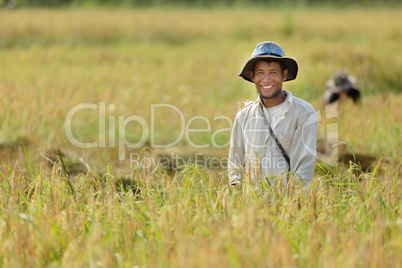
[262,73,270,82]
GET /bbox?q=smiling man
[228,41,318,187]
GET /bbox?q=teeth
[262,85,273,89]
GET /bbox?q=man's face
[250,60,288,100]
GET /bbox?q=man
[322,70,361,106]
[228,41,318,186]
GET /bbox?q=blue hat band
[257,52,283,57]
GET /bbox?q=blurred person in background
[322,70,361,106]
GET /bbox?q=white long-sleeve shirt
[228,90,318,186]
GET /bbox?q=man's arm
[228,113,245,185]
[290,111,318,186]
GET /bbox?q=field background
[1,4,402,267]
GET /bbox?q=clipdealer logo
[64,102,233,160]
[64,101,339,166]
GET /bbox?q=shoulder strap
[259,103,291,171]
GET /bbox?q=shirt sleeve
[228,112,246,185]
[290,111,318,186]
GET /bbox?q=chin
[260,89,281,99]
[260,93,276,99]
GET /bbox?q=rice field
[0,7,401,267]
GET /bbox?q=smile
[260,85,274,90]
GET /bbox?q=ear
[282,69,288,81]
[249,70,255,82]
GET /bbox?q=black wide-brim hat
[326,70,357,93]
[238,41,298,82]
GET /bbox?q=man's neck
[261,91,286,108]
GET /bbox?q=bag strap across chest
[259,103,291,171]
